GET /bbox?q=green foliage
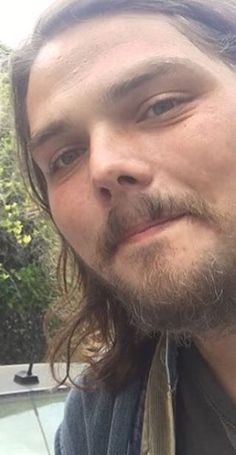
[0,263,55,364]
[0,45,57,364]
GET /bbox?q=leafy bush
[0,43,57,364]
[0,263,55,364]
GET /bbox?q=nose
[89,125,153,203]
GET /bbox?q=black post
[14,362,39,385]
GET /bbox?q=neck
[195,331,236,403]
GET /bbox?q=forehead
[30,14,213,84]
[27,13,227,129]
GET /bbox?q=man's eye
[139,95,189,122]
[49,147,84,174]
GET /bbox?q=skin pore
[27,14,236,401]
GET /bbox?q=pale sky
[0,0,54,48]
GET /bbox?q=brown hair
[11,0,236,391]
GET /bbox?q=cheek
[162,109,236,202]
[48,185,93,252]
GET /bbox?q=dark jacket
[55,375,146,455]
[55,336,177,455]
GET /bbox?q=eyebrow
[29,120,73,153]
[29,57,208,152]
[103,57,206,102]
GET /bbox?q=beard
[98,245,236,339]
[82,191,236,339]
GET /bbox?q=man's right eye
[49,147,86,175]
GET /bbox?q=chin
[102,241,236,338]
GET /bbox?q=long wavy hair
[11,0,236,391]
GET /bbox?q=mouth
[122,214,187,245]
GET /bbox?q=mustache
[96,192,221,260]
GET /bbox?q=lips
[122,213,186,243]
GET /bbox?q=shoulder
[55,375,110,454]
[55,372,145,455]
[55,339,157,454]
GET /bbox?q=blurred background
[0,0,58,366]
[0,0,53,48]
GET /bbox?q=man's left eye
[151,99,180,116]
[138,95,189,122]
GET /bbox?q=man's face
[27,14,236,335]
